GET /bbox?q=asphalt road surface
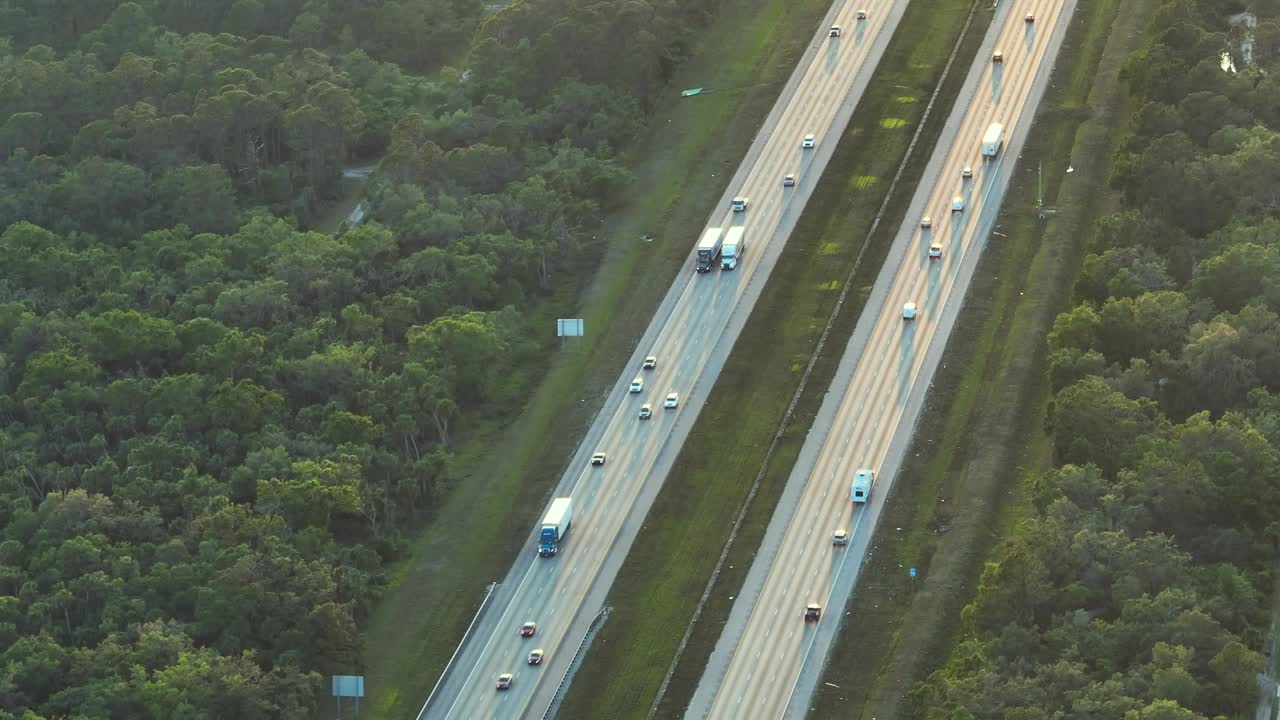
[685,1,1077,718]
[419,3,913,719]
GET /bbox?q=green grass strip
[355,0,843,714]
[806,0,1150,716]
[554,0,994,716]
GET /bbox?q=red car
[520,621,537,638]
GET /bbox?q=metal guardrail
[541,606,611,720]
[415,582,499,720]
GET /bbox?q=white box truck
[982,123,1004,158]
[696,227,724,273]
[538,497,573,557]
[721,226,746,270]
[851,469,874,503]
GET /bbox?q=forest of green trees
[0,0,714,716]
[8,0,1280,716]
[914,1,1280,718]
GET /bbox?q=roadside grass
[554,1,994,717]
[807,0,1149,716]
[355,0,841,715]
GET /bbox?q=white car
[962,166,973,179]
[920,216,932,229]
[630,377,644,393]
[639,404,652,420]
[496,673,513,690]
[528,648,544,665]
[832,529,849,545]
[643,355,657,369]
[664,392,680,408]
[992,50,1004,63]
[802,134,816,149]
[591,452,606,466]
[929,244,943,259]
[1025,13,1035,23]
[951,196,965,213]
[903,302,917,320]
[856,9,867,19]
[829,25,841,37]
[783,173,796,187]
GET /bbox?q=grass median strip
[356,0,840,715]
[806,0,1146,716]
[554,1,993,717]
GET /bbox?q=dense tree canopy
[916,1,1280,717]
[0,0,717,716]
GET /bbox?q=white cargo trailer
[981,123,1004,158]
[695,227,724,273]
[721,226,746,270]
[537,497,573,557]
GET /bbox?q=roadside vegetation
[358,0,850,712]
[809,0,1142,714]
[555,0,995,716]
[0,0,725,715]
[889,0,1280,717]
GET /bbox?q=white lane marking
[460,7,911,717]
[440,556,540,720]
[711,4,1070,712]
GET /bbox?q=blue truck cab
[538,497,573,557]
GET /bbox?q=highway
[685,1,1076,718]
[419,2,913,718]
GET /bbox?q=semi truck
[538,497,573,557]
[696,227,724,273]
[721,226,746,270]
[981,123,1004,158]
[851,469,874,503]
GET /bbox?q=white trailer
[721,226,746,270]
[538,497,573,557]
[981,123,1004,158]
[696,227,724,273]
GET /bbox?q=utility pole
[1037,161,1043,209]
[1037,161,1057,219]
